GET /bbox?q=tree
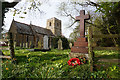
[12,0,47,17]
[1,0,48,32]
[57,1,120,46]
[92,2,120,46]
[69,25,80,41]
[0,1,18,37]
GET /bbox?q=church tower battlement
[46,17,61,36]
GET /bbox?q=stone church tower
[46,17,61,36]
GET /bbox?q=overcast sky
[3,0,78,38]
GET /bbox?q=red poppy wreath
[68,57,87,66]
[67,58,81,66]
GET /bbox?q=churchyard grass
[1,48,120,78]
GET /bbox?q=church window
[49,22,51,26]
[57,23,59,26]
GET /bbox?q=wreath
[67,58,81,66]
[68,57,87,66]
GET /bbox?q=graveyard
[1,0,120,79]
[1,47,119,78]
[1,9,120,78]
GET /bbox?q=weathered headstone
[20,43,22,48]
[43,35,49,49]
[26,43,28,48]
[23,42,26,48]
[69,43,72,48]
[58,39,63,50]
[70,10,90,58]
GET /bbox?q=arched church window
[49,22,51,26]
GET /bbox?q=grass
[1,48,120,78]
[94,50,120,59]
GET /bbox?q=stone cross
[76,10,90,37]
[58,39,63,50]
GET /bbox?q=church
[9,17,62,49]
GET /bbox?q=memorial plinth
[69,10,90,59]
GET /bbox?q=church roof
[10,20,54,36]
[14,21,33,35]
[30,24,54,36]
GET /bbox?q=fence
[88,27,120,72]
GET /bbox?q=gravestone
[20,43,22,48]
[70,10,90,58]
[69,43,72,48]
[23,42,26,48]
[58,39,63,50]
[26,43,28,48]
[23,42,25,48]
[43,35,49,49]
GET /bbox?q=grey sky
[3,0,75,38]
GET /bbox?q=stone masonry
[70,10,90,58]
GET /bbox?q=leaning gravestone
[70,10,90,58]
[26,43,28,48]
[58,39,63,50]
[43,35,49,49]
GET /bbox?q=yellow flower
[28,58,30,61]
[52,68,54,70]
[6,68,9,70]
